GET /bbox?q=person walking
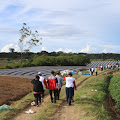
[89,68,92,76]
[38,72,48,102]
[91,67,94,75]
[47,71,59,103]
[31,75,43,107]
[65,72,76,105]
[95,67,98,76]
[55,71,63,100]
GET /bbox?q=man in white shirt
[65,72,76,105]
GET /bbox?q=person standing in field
[98,65,100,70]
[31,75,43,107]
[47,71,59,103]
[91,67,94,75]
[38,72,48,102]
[55,71,63,100]
[95,67,98,76]
[65,72,76,105]
[89,68,92,76]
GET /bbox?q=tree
[24,49,30,53]
[19,23,42,63]
[9,48,15,53]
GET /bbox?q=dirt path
[51,79,89,120]
[13,95,50,120]
[12,71,109,120]
[51,74,106,120]
[12,76,89,120]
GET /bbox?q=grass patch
[109,74,120,110]
[0,92,34,120]
[75,74,114,120]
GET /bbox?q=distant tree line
[0,52,120,60]
[30,54,90,66]
[0,51,91,68]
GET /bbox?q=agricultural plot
[0,68,119,120]
[0,76,32,106]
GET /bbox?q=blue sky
[0,0,120,53]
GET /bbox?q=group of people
[31,71,76,107]
[89,67,98,76]
[89,63,119,76]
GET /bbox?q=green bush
[109,74,120,109]
[0,54,90,68]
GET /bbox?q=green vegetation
[0,54,90,69]
[74,74,113,120]
[0,92,34,120]
[0,51,120,69]
[109,74,120,110]
[19,23,42,63]
[0,70,118,120]
[91,59,115,61]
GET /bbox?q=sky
[0,0,120,53]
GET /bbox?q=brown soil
[0,76,32,106]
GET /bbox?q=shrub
[109,74,120,109]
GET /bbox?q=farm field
[0,76,32,106]
[0,69,119,120]
[0,66,87,107]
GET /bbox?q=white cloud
[42,46,46,51]
[102,49,109,53]
[64,48,73,53]
[56,48,63,52]
[55,48,73,53]
[102,45,116,49]
[80,44,97,53]
[1,43,20,52]
[101,44,120,53]
[102,49,115,53]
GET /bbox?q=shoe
[51,100,53,103]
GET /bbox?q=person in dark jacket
[31,75,43,107]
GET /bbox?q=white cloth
[39,76,45,89]
[66,77,75,88]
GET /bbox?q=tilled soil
[0,76,32,106]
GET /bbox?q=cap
[38,72,42,75]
